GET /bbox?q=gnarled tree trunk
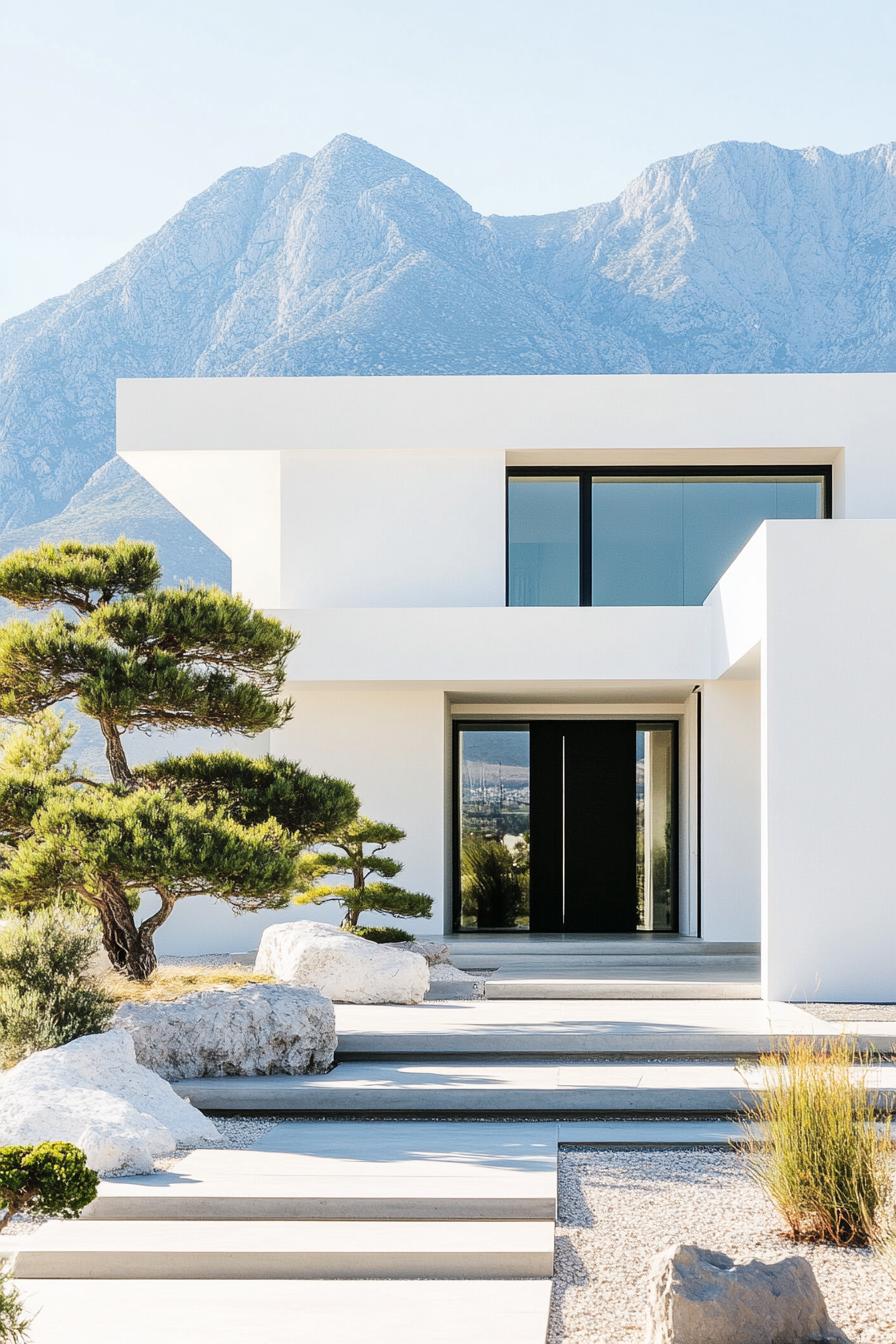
[94,878,159,980]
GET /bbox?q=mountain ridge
[2,134,895,582]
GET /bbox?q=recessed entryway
[454,720,677,934]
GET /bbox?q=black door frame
[452,717,680,934]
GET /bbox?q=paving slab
[174,1057,896,1115]
[85,1120,557,1221]
[13,1217,555,1280]
[16,1279,554,1344]
[557,1118,745,1145]
[333,996,872,1056]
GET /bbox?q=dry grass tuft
[740,1035,893,1246]
[100,964,274,1004]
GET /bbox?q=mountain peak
[1,137,895,546]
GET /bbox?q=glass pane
[592,480,684,605]
[636,726,674,931]
[775,479,823,519]
[507,476,579,606]
[458,728,530,930]
[682,480,776,604]
[591,474,824,606]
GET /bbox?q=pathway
[11,1121,558,1343]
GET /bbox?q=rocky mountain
[2,135,895,581]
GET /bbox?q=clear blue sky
[3,0,895,321]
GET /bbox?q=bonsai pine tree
[0,540,358,979]
[294,816,432,933]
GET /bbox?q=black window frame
[505,465,833,607]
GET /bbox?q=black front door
[529,720,637,932]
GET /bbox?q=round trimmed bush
[0,1142,99,1231]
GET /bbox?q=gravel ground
[806,1002,896,1023]
[550,1147,896,1344]
[159,953,254,968]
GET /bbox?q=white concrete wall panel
[762,522,896,1002]
[700,681,761,943]
[279,449,505,607]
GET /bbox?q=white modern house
[117,373,896,1003]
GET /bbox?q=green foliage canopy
[0,1142,99,1231]
[0,540,358,979]
[294,815,432,930]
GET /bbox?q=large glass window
[507,476,579,606]
[457,727,530,930]
[507,470,826,606]
[593,475,823,605]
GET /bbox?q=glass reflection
[508,476,579,606]
[458,728,530,929]
[636,725,675,931]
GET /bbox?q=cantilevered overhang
[276,605,712,686]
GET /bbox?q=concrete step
[446,937,757,960]
[457,954,758,970]
[332,998,872,1058]
[84,1119,557,1222]
[83,1170,556,1221]
[173,1058,896,1116]
[13,1218,555,1280]
[16,1279,554,1344]
[484,974,760,1000]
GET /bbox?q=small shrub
[351,926,415,944]
[0,1142,99,1231]
[740,1035,892,1245]
[0,909,114,1064]
[0,1266,29,1344]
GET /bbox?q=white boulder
[256,921,429,1004]
[644,1243,846,1344]
[0,1029,218,1175]
[115,983,336,1079]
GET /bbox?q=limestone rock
[0,1029,218,1175]
[644,1243,846,1344]
[256,921,429,1004]
[115,983,336,1079]
[398,940,450,965]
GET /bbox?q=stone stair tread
[13,1218,555,1280]
[332,997,876,1057]
[16,1279,554,1343]
[84,1170,555,1219]
[172,1057,896,1114]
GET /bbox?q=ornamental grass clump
[740,1035,892,1246]
[0,1266,29,1344]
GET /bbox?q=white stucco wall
[271,683,449,936]
[762,522,896,1002]
[699,680,761,942]
[279,450,505,607]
